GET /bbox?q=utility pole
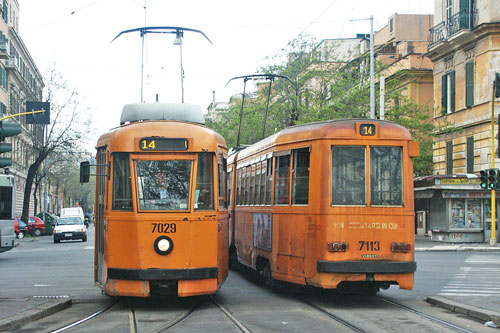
[370,15,375,119]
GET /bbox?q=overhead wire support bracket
[111,26,212,104]
[225,74,297,145]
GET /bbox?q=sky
[19,0,434,146]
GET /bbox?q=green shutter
[467,136,474,173]
[446,141,453,175]
[466,62,474,107]
[442,74,448,114]
[450,71,456,112]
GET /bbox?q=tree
[21,69,91,223]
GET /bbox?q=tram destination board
[139,137,188,151]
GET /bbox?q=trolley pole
[491,80,497,246]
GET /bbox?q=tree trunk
[21,152,48,222]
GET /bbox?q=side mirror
[80,161,90,183]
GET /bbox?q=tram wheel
[262,264,275,288]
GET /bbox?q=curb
[416,247,500,252]
[0,298,72,331]
[426,296,500,325]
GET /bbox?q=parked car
[53,216,87,243]
[14,217,27,239]
[27,216,46,237]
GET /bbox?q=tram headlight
[154,236,174,255]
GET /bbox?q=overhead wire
[24,0,103,35]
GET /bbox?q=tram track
[376,296,475,333]
[50,299,119,333]
[300,297,367,333]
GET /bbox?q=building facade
[428,0,500,175]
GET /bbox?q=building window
[465,62,474,107]
[446,140,453,174]
[446,0,453,21]
[466,136,474,174]
[442,71,455,114]
[389,18,394,33]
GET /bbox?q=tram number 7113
[151,223,177,233]
[359,241,380,251]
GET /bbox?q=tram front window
[137,160,192,211]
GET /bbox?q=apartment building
[375,14,434,112]
[427,0,500,175]
[0,0,49,216]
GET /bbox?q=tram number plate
[359,241,380,251]
[151,223,177,233]
[359,124,376,136]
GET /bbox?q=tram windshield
[137,160,192,211]
[370,146,403,206]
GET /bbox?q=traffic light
[0,121,22,168]
[488,168,498,189]
[480,169,489,189]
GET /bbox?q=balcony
[428,9,478,48]
[5,56,18,71]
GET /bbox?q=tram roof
[235,119,413,160]
[120,103,205,125]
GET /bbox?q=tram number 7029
[359,241,380,251]
[151,223,177,233]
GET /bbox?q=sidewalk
[0,297,71,331]
[415,235,500,252]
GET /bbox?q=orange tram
[228,119,420,294]
[83,103,229,297]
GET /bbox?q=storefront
[414,175,500,243]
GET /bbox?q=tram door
[95,148,107,285]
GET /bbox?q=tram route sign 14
[25,102,50,125]
[479,168,500,190]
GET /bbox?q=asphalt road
[1,229,496,332]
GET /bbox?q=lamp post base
[490,238,497,246]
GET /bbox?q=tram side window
[332,146,366,205]
[112,153,133,211]
[217,158,227,208]
[237,169,242,206]
[245,166,250,205]
[274,154,291,205]
[260,162,266,205]
[292,148,310,205]
[266,158,273,205]
[370,146,403,206]
[137,159,192,211]
[250,165,255,205]
[227,170,233,209]
[195,152,214,210]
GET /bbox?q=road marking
[438,254,500,297]
[34,284,51,287]
[85,246,94,250]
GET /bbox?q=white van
[60,207,84,221]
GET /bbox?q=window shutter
[450,71,456,112]
[442,74,447,114]
[466,62,474,107]
[467,136,474,173]
[446,141,453,175]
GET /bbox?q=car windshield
[29,217,35,223]
[19,221,27,227]
[58,217,83,225]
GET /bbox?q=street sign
[25,102,50,124]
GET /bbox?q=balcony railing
[429,9,478,46]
